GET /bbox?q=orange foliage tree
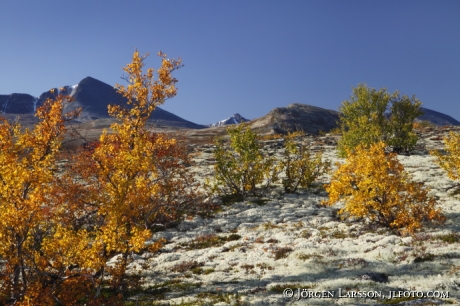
[0,50,205,304]
[58,50,207,300]
[323,141,445,235]
[0,92,87,304]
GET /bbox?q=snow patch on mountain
[70,84,78,96]
[210,113,249,127]
[33,98,38,112]
[57,85,78,97]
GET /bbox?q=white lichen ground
[127,127,460,306]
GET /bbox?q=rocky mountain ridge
[250,103,341,135]
[2,78,459,142]
[1,77,206,129]
[418,107,460,126]
[0,93,37,113]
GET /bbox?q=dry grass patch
[297,252,324,261]
[170,260,204,273]
[262,221,280,230]
[178,233,241,250]
[432,232,460,244]
[272,247,293,260]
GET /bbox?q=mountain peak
[210,113,249,127]
[1,76,206,129]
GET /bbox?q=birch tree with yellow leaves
[324,141,445,235]
[61,50,205,301]
[0,50,205,305]
[0,92,88,304]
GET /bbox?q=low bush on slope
[323,141,445,235]
[431,131,460,194]
[208,127,330,198]
[337,83,423,157]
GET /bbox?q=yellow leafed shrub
[59,50,204,299]
[0,93,95,304]
[324,141,445,235]
[430,131,460,192]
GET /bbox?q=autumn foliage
[431,131,460,193]
[0,50,204,304]
[324,141,445,235]
[0,92,82,304]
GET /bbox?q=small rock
[357,272,388,283]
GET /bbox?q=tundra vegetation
[279,132,330,193]
[0,50,457,304]
[208,123,278,199]
[431,130,460,194]
[0,50,206,305]
[337,83,423,157]
[210,106,448,235]
[208,127,330,198]
[323,141,445,235]
[412,119,435,131]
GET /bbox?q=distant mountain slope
[183,103,340,144]
[2,76,206,129]
[210,113,249,127]
[2,82,459,132]
[64,77,124,119]
[186,103,460,145]
[61,77,206,128]
[0,93,37,113]
[250,103,340,135]
[417,107,460,126]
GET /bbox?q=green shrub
[208,123,278,197]
[280,133,330,193]
[387,95,423,152]
[337,84,423,156]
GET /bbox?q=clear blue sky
[1,1,459,124]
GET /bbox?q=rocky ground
[126,126,460,306]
